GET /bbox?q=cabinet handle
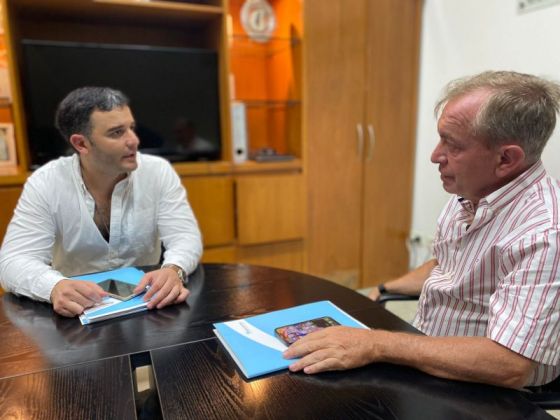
[367,124,375,162]
[356,123,364,157]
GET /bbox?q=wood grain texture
[304,0,367,286]
[236,173,304,245]
[182,175,235,247]
[10,0,224,24]
[236,240,304,271]
[151,337,550,420]
[0,263,551,419]
[304,0,422,289]
[0,264,377,379]
[361,0,422,286]
[0,356,135,419]
[202,245,236,263]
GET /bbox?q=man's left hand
[134,268,189,309]
[283,326,376,374]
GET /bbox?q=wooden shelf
[94,0,223,18]
[232,158,301,174]
[12,0,223,25]
[0,158,301,183]
[174,158,301,176]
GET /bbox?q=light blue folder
[73,267,148,325]
[213,300,369,379]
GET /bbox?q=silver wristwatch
[162,264,187,285]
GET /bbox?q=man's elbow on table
[493,357,537,389]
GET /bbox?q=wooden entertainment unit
[0,0,421,289]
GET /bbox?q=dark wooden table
[0,356,136,419]
[0,264,552,419]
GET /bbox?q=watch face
[240,0,276,43]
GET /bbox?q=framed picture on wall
[0,122,16,168]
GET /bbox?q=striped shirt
[413,161,560,386]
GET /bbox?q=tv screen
[20,40,222,169]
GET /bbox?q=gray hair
[55,86,130,142]
[435,71,560,162]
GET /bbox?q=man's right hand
[368,286,382,301]
[368,259,438,302]
[50,279,107,317]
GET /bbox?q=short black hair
[54,86,130,142]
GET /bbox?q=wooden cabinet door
[236,240,304,272]
[361,0,422,286]
[304,0,367,289]
[181,176,235,247]
[236,173,304,245]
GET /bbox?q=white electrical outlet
[518,0,560,14]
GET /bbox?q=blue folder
[73,267,148,325]
[213,300,369,379]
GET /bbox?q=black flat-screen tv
[20,40,222,169]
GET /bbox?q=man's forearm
[373,330,536,388]
[0,258,63,302]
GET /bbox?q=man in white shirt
[284,71,560,388]
[0,87,203,317]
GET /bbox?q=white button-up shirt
[0,153,202,302]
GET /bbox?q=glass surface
[275,316,340,345]
[97,279,137,300]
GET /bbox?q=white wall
[412,0,560,240]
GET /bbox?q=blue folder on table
[213,300,369,379]
[73,267,148,325]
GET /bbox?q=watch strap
[378,283,387,294]
[162,264,188,285]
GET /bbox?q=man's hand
[284,326,536,388]
[368,286,381,301]
[283,326,376,374]
[134,267,189,310]
[51,279,107,317]
[367,259,438,302]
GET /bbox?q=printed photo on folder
[213,300,369,379]
[71,267,151,325]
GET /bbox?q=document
[213,300,369,379]
[73,267,150,325]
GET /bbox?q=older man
[0,87,202,317]
[285,71,560,388]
